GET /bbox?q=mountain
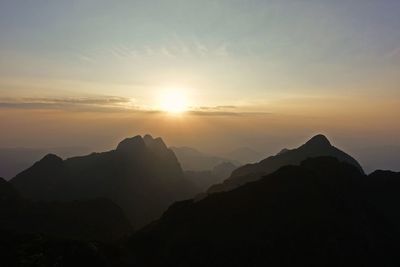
[224,147,263,164]
[0,178,132,242]
[208,134,363,193]
[171,146,239,171]
[211,161,237,179]
[0,148,47,179]
[10,135,196,228]
[184,162,238,192]
[0,177,19,201]
[0,146,91,179]
[128,157,399,266]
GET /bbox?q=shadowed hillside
[0,178,132,242]
[129,157,399,267]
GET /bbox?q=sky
[0,0,399,160]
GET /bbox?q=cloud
[0,96,138,112]
[25,96,131,105]
[76,36,232,63]
[189,105,270,116]
[0,96,270,117]
[386,46,400,59]
[188,110,270,117]
[197,105,237,110]
[215,43,230,57]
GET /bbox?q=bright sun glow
[160,90,189,114]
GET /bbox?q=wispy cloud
[188,110,270,117]
[24,96,131,105]
[0,96,137,112]
[77,35,231,63]
[0,96,269,117]
[386,46,400,59]
[189,105,270,117]
[197,105,237,110]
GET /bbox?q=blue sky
[1,0,399,103]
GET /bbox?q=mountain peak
[40,154,63,163]
[304,134,331,147]
[116,135,146,152]
[143,134,154,141]
[277,148,290,155]
[143,134,168,150]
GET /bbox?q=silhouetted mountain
[171,146,239,171]
[128,157,399,267]
[0,179,132,242]
[0,177,19,202]
[224,147,263,164]
[208,134,363,193]
[212,161,237,178]
[184,162,238,192]
[11,135,196,228]
[0,148,47,180]
[0,146,91,179]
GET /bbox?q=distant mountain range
[129,156,400,266]
[171,146,240,171]
[223,146,264,164]
[208,134,363,193]
[2,141,398,180]
[184,162,238,192]
[10,135,196,228]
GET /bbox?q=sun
[160,90,188,114]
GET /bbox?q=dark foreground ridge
[0,177,132,242]
[208,134,363,193]
[129,156,400,267]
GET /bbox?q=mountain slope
[10,135,196,228]
[208,134,363,193]
[128,157,398,267]
[184,162,238,192]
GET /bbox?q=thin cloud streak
[188,110,271,117]
[0,96,270,117]
[77,36,231,63]
[0,96,136,112]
